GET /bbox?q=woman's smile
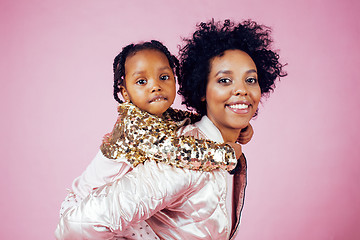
[225,100,251,114]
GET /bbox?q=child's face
[121,49,176,116]
[205,49,261,139]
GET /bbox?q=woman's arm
[59,151,132,217]
[55,161,200,240]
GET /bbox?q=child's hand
[237,123,254,144]
[226,142,242,159]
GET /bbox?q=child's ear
[120,86,130,102]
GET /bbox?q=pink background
[1,0,359,239]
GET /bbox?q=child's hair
[178,19,287,116]
[113,40,180,104]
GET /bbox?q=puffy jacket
[55,116,247,239]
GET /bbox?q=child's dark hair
[178,19,287,116]
[113,40,179,104]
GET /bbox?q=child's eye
[218,78,232,84]
[246,77,258,84]
[136,79,147,85]
[160,75,170,81]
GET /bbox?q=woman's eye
[136,79,147,85]
[160,75,170,81]
[246,77,258,84]
[218,78,232,84]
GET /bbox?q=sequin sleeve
[100,103,237,172]
[133,133,237,172]
[165,107,201,124]
[100,104,129,160]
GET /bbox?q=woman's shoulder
[177,123,206,140]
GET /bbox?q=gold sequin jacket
[55,116,247,240]
[100,102,237,172]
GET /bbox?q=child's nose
[151,81,162,92]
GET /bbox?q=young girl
[57,40,253,239]
[55,19,286,239]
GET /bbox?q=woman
[55,19,286,239]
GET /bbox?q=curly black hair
[112,40,179,104]
[178,19,287,116]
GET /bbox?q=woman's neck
[218,127,242,143]
[205,115,244,143]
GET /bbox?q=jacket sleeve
[100,103,237,171]
[55,161,200,240]
[59,151,132,217]
[131,133,237,172]
[165,107,202,124]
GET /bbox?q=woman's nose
[233,83,248,96]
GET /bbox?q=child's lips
[149,95,167,103]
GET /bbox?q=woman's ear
[120,86,130,102]
[201,96,206,102]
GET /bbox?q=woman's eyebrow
[247,69,257,74]
[215,70,232,76]
[215,69,257,76]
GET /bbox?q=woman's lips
[226,101,251,114]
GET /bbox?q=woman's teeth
[228,104,248,109]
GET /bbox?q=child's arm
[100,103,239,172]
[164,107,202,124]
[134,134,238,172]
[167,107,254,145]
[226,142,242,159]
[158,107,251,170]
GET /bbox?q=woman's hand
[237,123,254,144]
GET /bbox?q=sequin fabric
[100,102,237,171]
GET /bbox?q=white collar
[195,115,224,143]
